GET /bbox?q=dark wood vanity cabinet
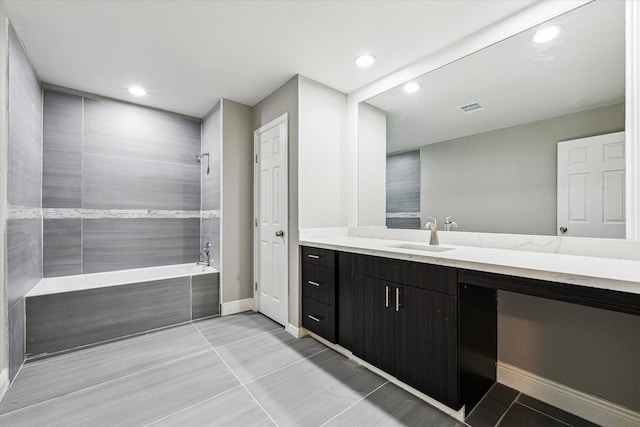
[301,246,496,412]
[301,247,337,343]
[349,255,460,408]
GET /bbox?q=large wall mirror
[358,0,626,238]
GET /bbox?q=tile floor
[0,312,464,426]
[0,312,600,427]
[466,383,600,427]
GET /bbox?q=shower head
[195,153,211,174]
[194,153,209,162]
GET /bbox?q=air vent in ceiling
[458,102,484,113]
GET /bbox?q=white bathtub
[28,263,218,296]
[26,263,220,357]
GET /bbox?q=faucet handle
[425,216,437,230]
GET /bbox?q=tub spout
[197,242,212,267]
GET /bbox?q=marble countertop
[299,236,640,295]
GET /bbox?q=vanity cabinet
[350,254,459,408]
[300,246,497,412]
[301,247,337,343]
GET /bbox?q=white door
[557,131,625,238]
[254,114,288,326]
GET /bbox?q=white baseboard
[220,298,254,316]
[0,368,9,402]
[498,362,640,427]
[285,323,307,338]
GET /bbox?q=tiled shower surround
[41,89,213,276]
[7,25,43,381]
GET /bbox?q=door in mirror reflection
[557,132,625,238]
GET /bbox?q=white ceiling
[366,0,625,152]
[4,0,537,118]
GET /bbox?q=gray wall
[221,99,253,303]
[201,101,221,270]
[41,89,202,276]
[252,76,299,326]
[0,0,9,396]
[6,25,43,382]
[499,291,640,412]
[386,150,420,229]
[419,103,625,235]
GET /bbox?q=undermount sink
[388,243,455,253]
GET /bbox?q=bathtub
[25,263,219,358]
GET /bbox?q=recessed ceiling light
[355,54,376,68]
[128,85,147,96]
[404,82,421,93]
[531,25,562,44]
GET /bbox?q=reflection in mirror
[360,0,625,238]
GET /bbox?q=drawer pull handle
[307,254,320,259]
[308,315,321,322]
[396,288,401,312]
[385,285,390,308]
[308,281,321,287]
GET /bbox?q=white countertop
[299,236,640,295]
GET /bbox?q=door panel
[395,285,458,408]
[352,274,396,375]
[557,131,625,238]
[255,115,288,325]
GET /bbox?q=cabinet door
[395,285,459,409]
[352,274,396,375]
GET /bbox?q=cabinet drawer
[302,246,335,268]
[302,296,336,343]
[302,264,335,306]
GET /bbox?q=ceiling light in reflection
[532,25,562,44]
[404,82,421,93]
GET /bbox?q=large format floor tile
[324,382,465,427]
[150,386,275,427]
[0,350,239,426]
[195,311,282,347]
[498,403,567,427]
[246,349,387,426]
[216,329,327,382]
[0,324,211,414]
[465,383,520,427]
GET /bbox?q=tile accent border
[7,205,42,220]
[40,208,216,219]
[386,212,421,218]
[497,361,640,426]
[220,298,254,316]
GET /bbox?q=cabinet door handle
[385,285,390,308]
[396,288,401,312]
[308,280,320,287]
[307,254,320,259]
[308,314,321,322]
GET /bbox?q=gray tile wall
[200,103,221,269]
[82,219,200,274]
[43,219,81,277]
[7,26,43,382]
[42,90,205,276]
[386,150,421,229]
[7,26,42,208]
[42,91,82,208]
[192,273,220,319]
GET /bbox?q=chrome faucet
[197,242,212,267]
[444,216,458,232]
[425,217,439,246]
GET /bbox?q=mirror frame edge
[348,0,640,242]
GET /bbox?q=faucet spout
[197,242,212,267]
[425,217,439,246]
